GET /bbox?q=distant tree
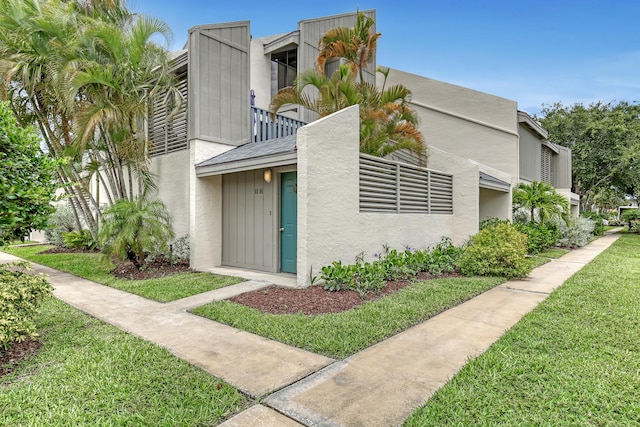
[537,101,640,210]
[0,101,57,244]
[512,181,569,225]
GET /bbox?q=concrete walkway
[1,231,621,426]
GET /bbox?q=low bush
[62,229,96,250]
[457,222,530,278]
[621,209,640,231]
[0,261,53,350]
[44,204,76,246]
[556,216,595,248]
[321,237,462,297]
[581,211,605,236]
[425,237,461,275]
[514,222,560,254]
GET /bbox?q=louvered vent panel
[149,69,188,157]
[359,153,453,214]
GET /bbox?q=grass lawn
[0,297,248,426]
[193,276,504,359]
[1,245,243,302]
[404,233,640,426]
[192,247,569,359]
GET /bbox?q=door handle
[279,227,285,232]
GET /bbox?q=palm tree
[97,196,174,269]
[513,181,569,225]
[316,10,380,82]
[0,0,176,237]
[270,65,424,158]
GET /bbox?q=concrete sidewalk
[1,231,621,426]
[258,232,622,426]
[0,251,332,399]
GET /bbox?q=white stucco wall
[383,68,520,189]
[150,150,191,239]
[297,105,465,287]
[190,140,234,270]
[249,36,273,111]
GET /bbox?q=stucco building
[133,10,577,286]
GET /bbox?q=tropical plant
[621,208,640,230]
[97,196,174,269]
[270,12,425,159]
[512,181,569,225]
[0,0,176,238]
[316,10,380,82]
[44,203,78,246]
[0,101,58,244]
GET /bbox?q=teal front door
[280,172,297,273]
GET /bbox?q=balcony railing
[251,106,306,143]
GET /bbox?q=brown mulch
[229,271,463,315]
[110,258,191,280]
[39,246,98,254]
[0,339,42,378]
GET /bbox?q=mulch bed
[1,339,42,379]
[229,271,463,315]
[110,258,192,280]
[39,246,98,254]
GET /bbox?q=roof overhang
[196,152,297,177]
[479,171,510,192]
[263,31,300,54]
[517,110,548,139]
[541,139,560,154]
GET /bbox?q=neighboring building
[517,111,580,217]
[109,10,577,286]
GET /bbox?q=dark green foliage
[0,261,53,350]
[98,196,174,268]
[457,222,531,278]
[62,230,96,250]
[321,238,461,297]
[621,208,640,230]
[514,222,560,254]
[0,102,57,244]
[539,101,640,208]
[580,211,605,236]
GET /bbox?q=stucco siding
[297,106,471,287]
[150,150,190,239]
[383,68,519,185]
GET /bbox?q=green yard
[404,233,640,426]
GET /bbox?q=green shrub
[0,261,53,350]
[351,262,386,298]
[514,222,560,254]
[581,211,605,236]
[62,229,96,250]
[621,209,640,230]
[321,261,356,292]
[457,222,530,278]
[555,216,595,248]
[425,237,461,275]
[44,204,77,246]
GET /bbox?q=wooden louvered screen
[359,154,453,214]
[149,68,188,156]
[541,145,553,184]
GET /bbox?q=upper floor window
[271,49,297,97]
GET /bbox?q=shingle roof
[196,134,297,168]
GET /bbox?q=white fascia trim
[479,180,510,192]
[195,153,297,177]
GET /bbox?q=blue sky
[131,0,640,115]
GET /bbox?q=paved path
[1,231,621,426]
